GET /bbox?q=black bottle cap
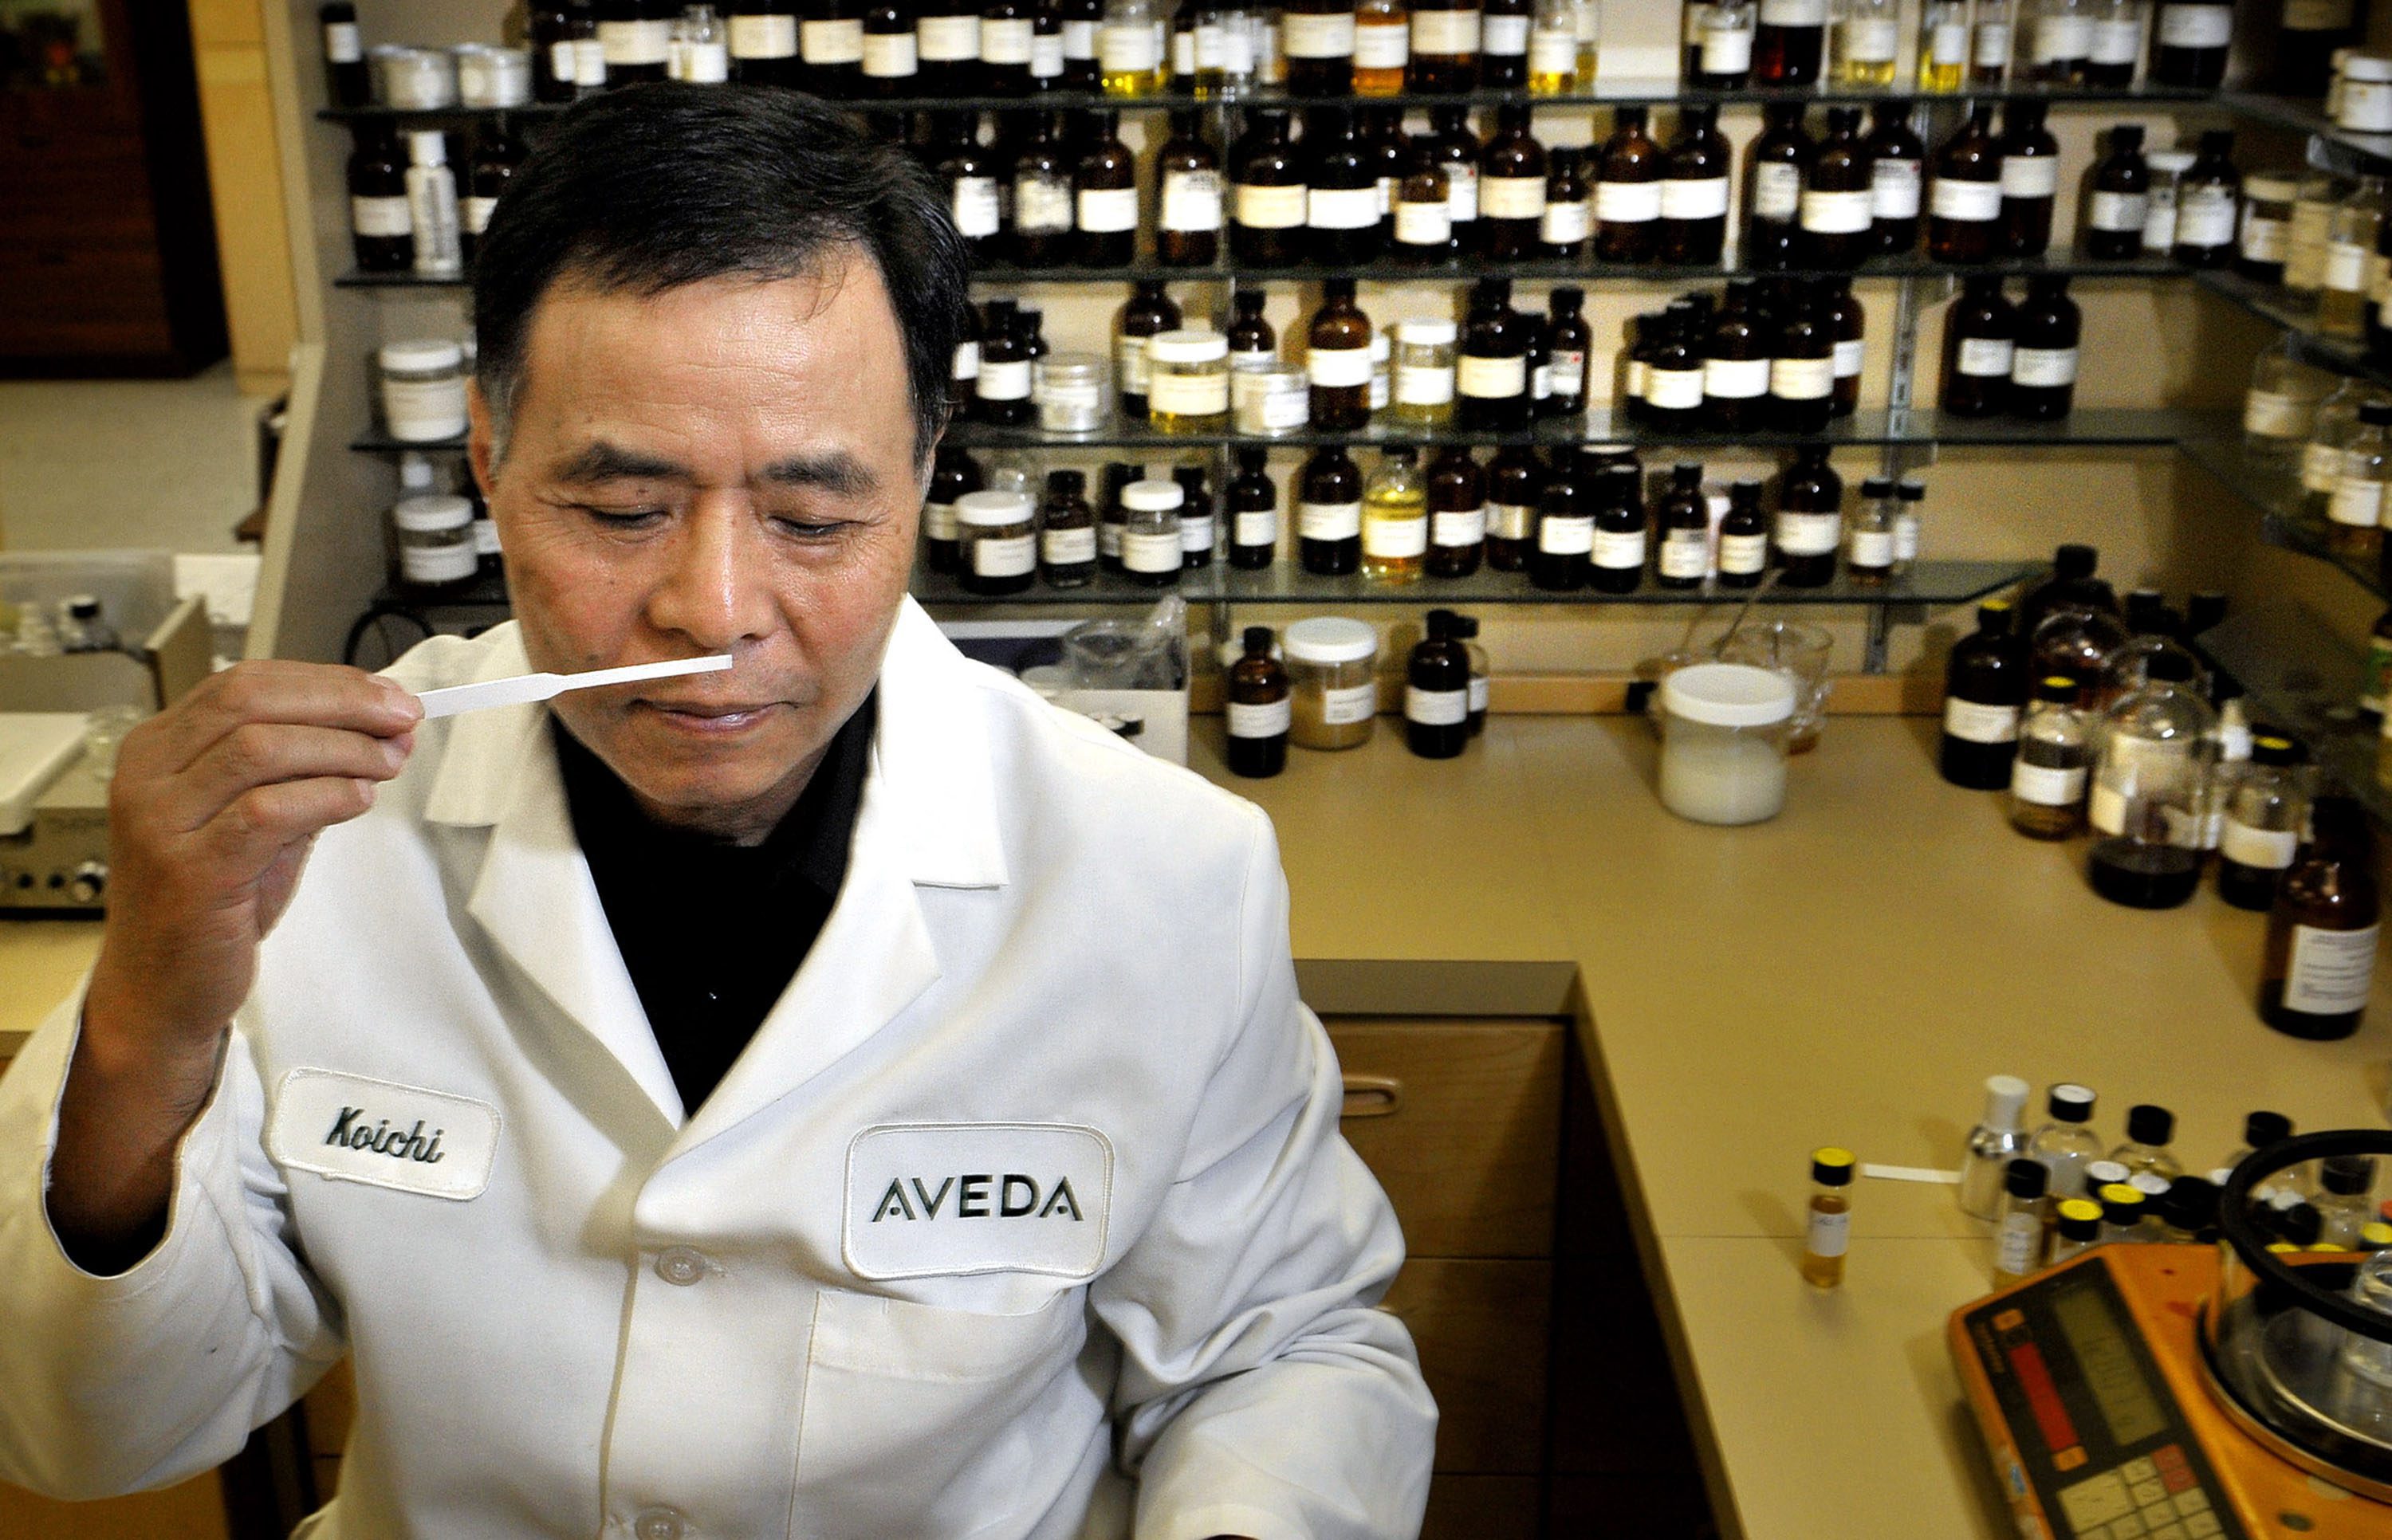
[1977,599,2014,634]
[1861,477,1895,497]
[2361,400,2392,426]
[2279,1201,2323,1246]
[1235,446,1267,472]
[2198,128,2235,156]
[2161,1176,2218,1233]
[2049,1083,2095,1122]
[1169,106,1202,133]
[1552,285,1585,311]
[1046,468,1084,495]
[1385,442,1418,462]
[2005,1159,2048,1200]
[1825,104,1861,132]
[2036,674,2080,702]
[2125,1104,2174,1146]
[2244,1110,2293,1148]
[2004,99,2048,129]
[2055,543,2098,579]
[1674,462,1704,481]
[1242,625,1273,655]
[1729,478,1764,502]
[1473,277,1512,308]
[1322,276,1357,301]
[2100,1184,2146,1225]
[2322,1154,2378,1196]
[2185,591,2229,633]
[1425,608,1457,638]
[2145,650,2199,685]
[1451,615,1480,639]
[2111,124,2145,151]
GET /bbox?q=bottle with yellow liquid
[1098,0,1167,93]
[1834,0,1899,85]
[1353,0,1409,93]
[1361,445,1428,583]
[1916,0,1968,90]
[1802,1148,1855,1287]
[1527,0,1576,93]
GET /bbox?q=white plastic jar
[379,340,469,442]
[1658,663,1797,826]
[392,493,478,591]
[2340,54,2392,133]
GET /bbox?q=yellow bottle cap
[2099,1183,2145,1207]
[2267,1241,2299,1254]
[2057,1198,2103,1224]
[1812,1147,1856,1186]
[2362,1221,2392,1247]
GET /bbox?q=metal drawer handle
[1340,1075,1403,1118]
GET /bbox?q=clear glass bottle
[1693,0,1756,86]
[2319,172,2390,339]
[2025,0,2092,83]
[2218,733,2312,910]
[1992,1159,2052,1286]
[1147,328,1233,432]
[1834,0,1900,84]
[1892,476,1925,577]
[2082,0,2143,86]
[1391,319,1458,428]
[2049,1199,2103,1263]
[2029,1083,2105,1200]
[1528,0,1577,91]
[2244,332,2335,461]
[2171,131,2241,269]
[2317,1156,2379,1249]
[1845,475,1896,585]
[1802,1147,1855,1288]
[2287,166,2352,305]
[1119,477,1186,586]
[1363,445,1430,583]
[1755,0,1827,87]
[2330,399,2392,557]
[2087,657,2217,909]
[2305,376,2374,507]
[1099,0,1167,92]
[1917,0,1969,89]
[1353,0,1410,92]
[1959,1074,2033,1221]
[2096,1182,2150,1243]
[2111,1104,2185,1181]
[1971,0,2015,84]
[2011,675,2094,839]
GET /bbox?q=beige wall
[189,0,299,395]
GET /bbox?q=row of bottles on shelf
[1682,0,2256,95]
[2221,153,2392,353]
[1934,546,2382,1039]
[922,438,1933,591]
[2244,351,2392,582]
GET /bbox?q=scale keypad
[2054,1443,2217,1540]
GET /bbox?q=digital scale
[1952,1133,2392,1540]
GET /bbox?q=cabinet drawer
[1421,1473,1540,1540]
[1382,1256,1551,1475]
[1326,1019,1562,1259]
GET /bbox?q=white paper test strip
[1859,1164,1963,1184]
[415,655,734,719]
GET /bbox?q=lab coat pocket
[797,1286,1089,1538]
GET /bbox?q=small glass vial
[2010,675,2092,839]
[2317,1155,2378,1248]
[1362,446,1428,583]
[1390,320,1458,429]
[1119,478,1186,585]
[2048,1198,2103,1264]
[1225,626,1291,778]
[1846,475,1896,586]
[2217,732,2311,909]
[1891,476,1924,577]
[2028,1082,2103,1200]
[1802,1148,1855,1289]
[2110,1104,2185,1181]
[956,489,1037,595]
[1174,464,1218,568]
[1991,1158,2051,1287]
[1146,329,1231,432]
[394,494,478,591]
[1958,1074,2033,1222]
[2237,172,2297,285]
[2096,1182,2148,1243]
[1038,469,1096,587]
[1285,616,1380,750]
[2139,147,2196,254]
[379,340,470,442]
[1034,352,1106,434]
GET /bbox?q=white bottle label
[601,18,672,65]
[1648,366,1706,410]
[2087,190,2150,233]
[981,17,1034,64]
[1541,198,1592,245]
[1945,697,2022,744]
[1932,177,2003,222]
[1930,20,1969,65]
[1801,187,1875,234]
[2330,475,2385,527]
[1115,336,1151,397]
[1063,18,1097,59]
[1808,1207,1851,1259]
[1760,0,1829,22]
[1433,505,1487,547]
[1283,10,1357,57]
[730,14,800,57]
[1041,524,1096,565]
[1718,531,1768,574]
[1973,20,2012,68]
[1178,515,1216,556]
[2178,187,2237,249]
[1308,344,1374,389]
[1161,169,1224,232]
[1309,184,1381,230]
[2012,759,2088,807]
[2032,15,2092,60]
[1447,163,1481,222]
[1871,159,1922,220]
[1300,501,1362,540]
[2221,820,2300,870]
[1552,349,1585,399]
[2158,6,2233,48]
[1483,13,1529,55]
[2285,924,2381,1015]
[325,21,363,62]
[1458,353,1528,399]
[1406,682,1469,728]
[1355,18,1411,68]
[1531,28,1577,77]
[2013,348,2079,388]
[1594,179,1663,226]
[1485,175,1552,221]
[572,37,608,81]
[1592,528,1646,570]
[2242,388,2310,439]
[1396,197,1454,246]
[1994,1212,2042,1277]
[1957,337,2015,377]
[2303,437,2346,493]
[352,194,412,238]
[1753,162,1803,221]
[1489,502,1535,540]
[2326,240,2371,293]
[802,18,864,63]
[1151,369,1229,417]
[1320,682,1378,725]
[1236,182,1308,230]
[1538,515,1593,555]
[1847,527,1894,568]
[401,542,479,584]
[864,30,919,76]
[1659,532,1709,579]
[1410,9,1481,55]
[1228,697,1292,739]
[462,195,498,235]
[1364,513,1428,558]
[2000,156,2060,200]
[978,358,1033,402]
[1077,185,1139,234]
[1775,510,1842,556]
[1704,356,1771,399]
[1395,363,1455,406]
[1235,509,1278,547]
[971,532,1036,579]
[923,501,961,542]
[1116,529,1176,575]
[951,177,1001,238]
[1662,175,1732,221]
[2240,211,2290,263]
[2089,18,2142,65]
[1841,16,1899,61]
[920,13,981,61]
[1771,354,1835,401]
[1701,26,1754,73]
[1833,338,1865,379]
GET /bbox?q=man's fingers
[155,724,412,835]
[139,662,421,778]
[197,776,382,874]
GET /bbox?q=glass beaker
[1717,619,1833,753]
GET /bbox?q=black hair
[471,83,968,466]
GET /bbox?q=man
[0,86,1433,1538]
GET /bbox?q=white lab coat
[0,599,1434,1539]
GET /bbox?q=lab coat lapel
[458,705,687,1126]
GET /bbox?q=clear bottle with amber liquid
[1803,1147,1855,1288]
[1353,0,1411,92]
[1756,0,1828,86]
[2010,674,2094,838]
[2260,795,2380,1041]
[1426,446,1486,578]
[1363,446,1430,583]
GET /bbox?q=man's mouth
[635,697,784,729]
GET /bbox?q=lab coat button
[631,1507,687,1540]
[655,1247,710,1287]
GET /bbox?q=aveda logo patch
[844,1123,1111,1279]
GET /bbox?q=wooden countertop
[1190,713,2391,1540]
[7,715,2384,1538]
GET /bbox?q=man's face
[466,257,923,843]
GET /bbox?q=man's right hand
[48,661,422,1262]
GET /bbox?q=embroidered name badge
[264,1069,502,1202]
[843,1122,1113,1281]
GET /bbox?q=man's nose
[645,493,777,650]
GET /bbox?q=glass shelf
[352,408,2194,457]
[2215,91,2392,168]
[2192,268,2392,390]
[2194,604,2392,827]
[908,556,2036,606]
[2177,417,2390,601]
[337,252,2187,291]
[315,79,2213,126]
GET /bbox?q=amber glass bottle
[1155,109,1223,267]
[1306,106,1384,265]
[1769,281,1835,436]
[1546,286,1591,418]
[1800,106,1875,272]
[1406,609,1473,759]
[1594,105,1663,265]
[922,445,984,574]
[2079,124,2149,261]
[1281,0,1358,95]
[1297,445,1364,575]
[1701,279,1770,434]
[1926,102,2001,264]
[1716,478,1769,588]
[1406,0,1481,92]
[1038,469,1096,587]
[1938,599,2028,788]
[1654,462,1710,591]
[2260,796,2380,1041]
[1529,475,1590,591]
[1541,147,1591,260]
[1826,278,1864,418]
[1425,104,1482,257]
[1774,444,1843,588]
[1941,273,2014,418]
[1075,109,1139,266]
[1307,278,1375,431]
[1009,112,1077,267]
[1481,104,1551,262]
[1426,445,1486,578]
[1863,99,1925,257]
[1485,444,1544,572]
[348,123,415,273]
[1226,627,1292,778]
[1660,104,1733,265]
[1744,102,1812,270]
[1754,0,1827,86]
[1587,464,1647,595]
[1227,446,1279,569]
[2009,274,2079,422]
[1115,281,1182,422]
[1997,100,2060,258]
[1229,108,1307,265]
[1458,278,1530,430]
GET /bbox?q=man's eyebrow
[757,452,877,498]
[550,442,689,483]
